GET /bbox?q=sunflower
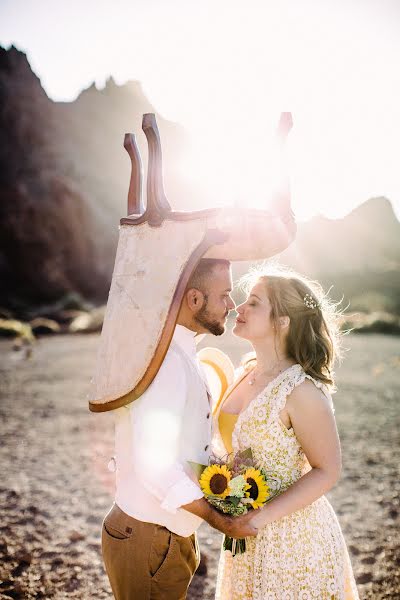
[243,467,270,509]
[199,464,232,498]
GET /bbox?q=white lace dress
[213,364,359,600]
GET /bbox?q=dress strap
[274,365,335,414]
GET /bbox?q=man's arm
[130,346,258,538]
[182,496,258,538]
[130,347,205,512]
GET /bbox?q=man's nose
[227,297,236,311]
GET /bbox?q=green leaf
[187,461,208,481]
[237,447,253,462]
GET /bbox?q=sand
[0,332,399,599]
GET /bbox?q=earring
[279,316,289,328]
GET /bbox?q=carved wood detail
[141,113,171,226]
[124,133,144,216]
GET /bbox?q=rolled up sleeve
[129,347,203,513]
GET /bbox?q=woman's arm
[250,379,341,529]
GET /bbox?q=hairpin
[303,293,319,310]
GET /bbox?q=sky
[1,0,400,221]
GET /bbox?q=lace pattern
[215,364,359,600]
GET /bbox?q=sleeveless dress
[213,364,359,600]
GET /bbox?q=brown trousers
[101,504,200,600]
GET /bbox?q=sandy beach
[0,331,399,599]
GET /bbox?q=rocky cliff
[1,45,399,317]
[0,45,196,315]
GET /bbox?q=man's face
[194,264,235,336]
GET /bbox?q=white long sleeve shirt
[114,325,212,536]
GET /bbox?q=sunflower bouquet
[189,448,280,555]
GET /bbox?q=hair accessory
[304,293,319,310]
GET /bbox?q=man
[101,258,257,600]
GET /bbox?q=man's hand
[211,510,258,538]
[182,497,258,537]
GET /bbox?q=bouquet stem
[223,535,246,556]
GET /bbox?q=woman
[213,268,359,599]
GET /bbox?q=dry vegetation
[0,331,399,599]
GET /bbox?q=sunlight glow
[139,409,180,470]
[1,0,399,220]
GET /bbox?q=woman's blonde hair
[241,265,344,390]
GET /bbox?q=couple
[101,258,359,599]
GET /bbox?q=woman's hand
[217,512,258,538]
[183,498,258,537]
[249,506,268,530]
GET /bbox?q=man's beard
[194,302,227,336]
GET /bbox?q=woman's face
[233,280,275,342]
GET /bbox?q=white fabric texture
[114,325,212,537]
[214,364,359,600]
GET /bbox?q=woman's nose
[236,304,245,314]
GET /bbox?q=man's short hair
[186,258,230,293]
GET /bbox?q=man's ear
[278,316,290,329]
[186,288,205,313]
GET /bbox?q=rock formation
[1,45,399,318]
[0,45,195,316]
